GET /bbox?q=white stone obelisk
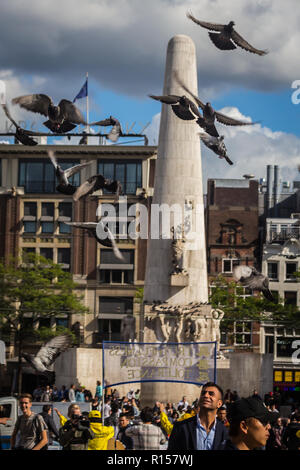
[141,36,210,405]
[144,34,208,305]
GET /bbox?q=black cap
[228,397,278,426]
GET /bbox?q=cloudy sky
[0,0,300,189]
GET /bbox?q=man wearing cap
[168,382,228,450]
[220,396,278,450]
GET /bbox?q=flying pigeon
[174,71,258,137]
[65,221,125,261]
[199,132,233,165]
[22,334,72,373]
[233,265,274,302]
[12,94,86,133]
[186,12,268,55]
[73,174,122,202]
[149,94,202,121]
[89,116,123,142]
[1,103,45,146]
[48,150,92,195]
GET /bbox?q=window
[24,202,37,217]
[23,221,37,233]
[41,203,54,217]
[284,291,297,306]
[22,247,35,258]
[99,249,134,284]
[99,297,133,315]
[286,262,297,281]
[98,319,122,342]
[57,248,71,270]
[23,202,37,233]
[41,222,54,233]
[39,318,51,328]
[59,202,72,218]
[98,160,142,195]
[222,258,240,273]
[19,159,81,193]
[233,321,252,345]
[268,262,278,280]
[40,248,53,261]
[56,317,68,329]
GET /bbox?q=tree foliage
[209,275,300,326]
[0,253,89,392]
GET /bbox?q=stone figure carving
[211,309,224,351]
[184,316,208,341]
[120,315,136,342]
[156,314,172,342]
[170,226,188,275]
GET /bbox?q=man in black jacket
[168,382,228,450]
[116,413,133,449]
[39,405,59,449]
[282,413,300,450]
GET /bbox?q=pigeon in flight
[48,150,92,195]
[89,116,123,142]
[12,94,86,133]
[149,94,202,121]
[1,104,46,146]
[186,12,268,55]
[22,334,72,373]
[73,175,122,202]
[174,71,258,137]
[65,221,124,261]
[233,265,274,302]
[199,132,233,165]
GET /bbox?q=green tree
[209,274,300,328]
[0,253,89,394]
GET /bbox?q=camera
[71,413,90,429]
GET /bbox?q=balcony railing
[268,227,300,243]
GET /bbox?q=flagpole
[86,72,89,144]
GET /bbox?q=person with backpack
[10,394,48,450]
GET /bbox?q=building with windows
[0,144,157,354]
[206,178,259,279]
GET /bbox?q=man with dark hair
[11,394,48,450]
[220,396,278,450]
[125,406,166,450]
[282,412,300,451]
[168,382,228,450]
[116,413,133,449]
[39,404,59,449]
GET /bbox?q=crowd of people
[7,381,300,451]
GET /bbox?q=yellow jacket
[160,410,196,436]
[88,411,114,450]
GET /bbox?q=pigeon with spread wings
[199,132,233,165]
[65,221,125,261]
[1,104,46,146]
[149,94,202,121]
[22,334,72,373]
[12,93,86,133]
[48,150,92,195]
[73,174,122,202]
[174,71,258,137]
[89,116,122,143]
[186,12,268,55]
[233,265,274,302]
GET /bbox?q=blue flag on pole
[73,79,88,103]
